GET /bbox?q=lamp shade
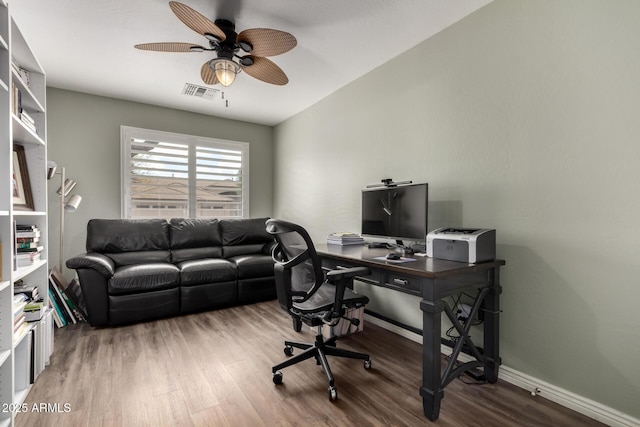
[212,59,240,87]
[65,194,82,212]
[47,161,57,180]
[57,179,77,197]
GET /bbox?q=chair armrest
[323,266,370,324]
[66,252,115,278]
[262,241,277,255]
[325,266,370,282]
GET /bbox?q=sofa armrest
[66,252,113,327]
[66,252,115,278]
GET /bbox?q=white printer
[426,227,496,263]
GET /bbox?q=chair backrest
[265,219,325,312]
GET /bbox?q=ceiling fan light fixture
[210,58,241,87]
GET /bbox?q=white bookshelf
[0,3,54,425]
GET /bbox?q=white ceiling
[10,0,492,126]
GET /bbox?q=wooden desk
[316,244,505,421]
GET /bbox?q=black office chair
[266,219,372,401]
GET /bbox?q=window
[121,126,249,219]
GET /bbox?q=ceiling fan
[135,1,297,87]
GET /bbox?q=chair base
[272,332,371,401]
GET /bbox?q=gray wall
[273,0,640,419]
[47,88,274,274]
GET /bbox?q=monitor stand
[367,241,389,249]
[367,240,415,254]
[395,240,414,255]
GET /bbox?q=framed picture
[12,145,34,211]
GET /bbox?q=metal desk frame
[316,244,504,421]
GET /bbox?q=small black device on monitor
[361,182,428,249]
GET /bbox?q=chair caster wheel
[328,386,338,401]
[273,371,283,385]
[364,359,372,369]
[284,345,294,356]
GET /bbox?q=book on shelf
[20,111,37,133]
[15,248,41,257]
[13,313,26,333]
[13,293,28,309]
[14,319,28,339]
[15,224,38,230]
[20,115,37,133]
[17,245,44,253]
[10,81,22,116]
[18,66,31,87]
[14,281,40,300]
[327,232,365,246]
[15,225,42,267]
[20,110,35,125]
[17,236,41,245]
[15,250,41,267]
[15,230,41,239]
[9,83,38,133]
[17,240,41,249]
[13,294,28,333]
[11,61,31,87]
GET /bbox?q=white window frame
[120,126,250,219]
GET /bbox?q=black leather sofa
[66,217,276,327]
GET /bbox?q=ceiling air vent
[181,83,220,100]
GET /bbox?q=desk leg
[420,298,445,421]
[483,268,503,383]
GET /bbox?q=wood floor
[17,300,603,427]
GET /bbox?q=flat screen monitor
[361,183,428,243]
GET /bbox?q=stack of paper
[327,232,364,246]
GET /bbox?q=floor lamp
[47,161,82,272]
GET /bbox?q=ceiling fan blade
[241,56,289,85]
[169,1,226,41]
[135,42,205,52]
[237,29,297,57]
[201,61,219,85]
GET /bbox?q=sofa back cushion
[220,217,273,257]
[169,218,223,262]
[86,219,171,266]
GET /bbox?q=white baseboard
[364,314,640,427]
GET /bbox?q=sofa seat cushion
[230,254,274,279]
[109,263,180,295]
[178,258,236,286]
